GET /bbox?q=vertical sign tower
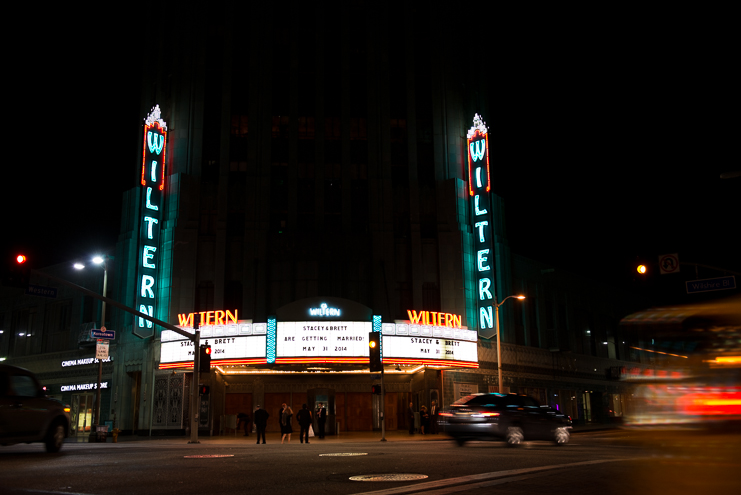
[134,105,167,339]
[467,114,496,338]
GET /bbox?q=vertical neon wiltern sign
[134,105,167,339]
[467,114,495,337]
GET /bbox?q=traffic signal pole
[33,270,204,444]
[189,324,200,444]
[380,368,386,442]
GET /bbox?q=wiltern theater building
[1,3,644,437]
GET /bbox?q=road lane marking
[350,458,633,495]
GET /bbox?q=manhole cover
[184,455,235,458]
[320,453,368,457]
[350,474,428,482]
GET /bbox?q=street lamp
[494,294,525,393]
[74,255,110,441]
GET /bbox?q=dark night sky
[4,6,738,305]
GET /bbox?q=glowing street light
[495,294,526,393]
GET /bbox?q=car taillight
[439,412,453,417]
[481,412,500,417]
[64,407,71,413]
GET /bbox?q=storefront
[11,353,116,437]
[157,297,478,435]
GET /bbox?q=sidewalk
[66,423,616,445]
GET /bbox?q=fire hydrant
[112,428,120,443]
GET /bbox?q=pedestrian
[278,403,285,437]
[420,405,429,435]
[236,411,251,436]
[281,405,293,444]
[296,404,312,444]
[316,402,327,439]
[254,405,269,444]
[430,400,439,434]
[408,402,415,435]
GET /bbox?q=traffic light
[199,345,211,372]
[199,385,210,395]
[372,385,381,395]
[369,332,382,372]
[636,264,647,275]
[5,254,30,288]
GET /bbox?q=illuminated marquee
[160,336,267,366]
[158,311,479,369]
[135,105,167,338]
[276,321,371,363]
[382,336,478,366]
[159,322,267,369]
[467,114,495,334]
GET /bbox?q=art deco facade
[1,2,645,436]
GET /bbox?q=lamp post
[75,255,110,441]
[494,294,525,393]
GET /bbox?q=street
[1,428,740,495]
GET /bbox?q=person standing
[236,411,251,436]
[281,405,293,444]
[408,402,415,435]
[254,405,269,444]
[296,404,313,444]
[316,403,327,439]
[420,405,429,435]
[430,400,439,434]
[278,403,285,438]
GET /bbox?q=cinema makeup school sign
[135,105,167,338]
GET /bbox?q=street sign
[91,328,115,339]
[686,276,736,294]
[26,284,58,298]
[659,253,680,274]
[96,340,110,360]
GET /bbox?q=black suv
[0,364,70,452]
[439,393,572,446]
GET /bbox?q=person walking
[254,405,269,444]
[296,404,312,444]
[316,403,327,439]
[236,411,251,436]
[281,405,293,444]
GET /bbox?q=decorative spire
[144,104,168,131]
[467,113,488,139]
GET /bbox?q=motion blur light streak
[630,346,688,359]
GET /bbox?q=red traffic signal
[199,385,210,395]
[16,254,27,264]
[372,385,381,395]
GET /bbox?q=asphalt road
[1,429,739,495]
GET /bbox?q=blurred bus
[620,294,741,427]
